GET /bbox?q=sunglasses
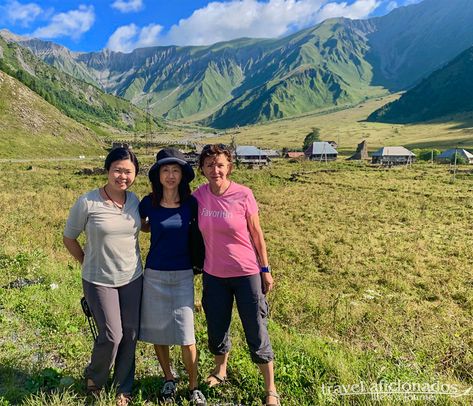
[202,143,228,152]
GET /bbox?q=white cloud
[386,1,398,12]
[106,23,163,52]
[111,0,143,13]
[165,0,328,46]
[317,0,381,21]
[106,0,384,52]
[1,0,42,27]
[32,5,95,40]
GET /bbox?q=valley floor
[199,94,473,154]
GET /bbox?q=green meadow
[199,94,473,153]
[1,157,472,405]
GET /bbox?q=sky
[0,0,422,53]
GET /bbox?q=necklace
[103,185,126,211]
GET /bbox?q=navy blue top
[139,195,193,271]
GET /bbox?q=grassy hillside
[10,0,473,129]
[367,46,473,124]
[0,159,472,405]
[203,19,387,128]
[200,94,473,153]
[0,71,104,158]
[0,38,163,134]
[6,18,388,128]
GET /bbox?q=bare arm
[247,212,274,293]
[63,236,85,265]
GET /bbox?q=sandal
[206,372,226,388]
[189,388,207,405]
[264,390,280,406]
[161,379,177,402]
[116,393,132,406]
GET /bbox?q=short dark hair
[198,144,232,171]
[104,148,139,175]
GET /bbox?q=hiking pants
[202,272,274,364]
[82,276,142,394]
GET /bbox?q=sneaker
[161,380,176,403]
[189,388,207,406]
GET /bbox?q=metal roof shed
[371,146,416,165]
[304,142,338,161]
[436,148,473,164]
[235,146,269,166]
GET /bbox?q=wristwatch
[260,266,271,273]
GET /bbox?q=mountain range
[2,0,473,128]
[0,34,163,134]
[367,45,473,123]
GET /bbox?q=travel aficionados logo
[322,381,473,401]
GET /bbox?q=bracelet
[260,266,271,273]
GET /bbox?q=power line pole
[452,146,458,182]
[146,99,151,155]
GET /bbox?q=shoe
[161,379,176,403]
[189,388,207,405]
[264,390,281,406]
[86,378,101,396]
[116,393,132,406]
[205,372,226,388]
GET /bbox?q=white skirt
[139,268,195,345]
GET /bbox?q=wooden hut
[436,148,473,164]
[235,146,269,165]
[371,146,415,165]
[304,142,338,161]
[348,140,369,160]
[285,151,305,159]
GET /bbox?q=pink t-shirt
[193,182,260,278]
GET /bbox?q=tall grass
[0,158,472,405]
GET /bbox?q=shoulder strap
[189,196,198,218]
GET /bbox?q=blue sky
[0,0,422,53]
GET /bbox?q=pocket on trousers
[258,296,269,319]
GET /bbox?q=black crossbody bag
[189,197,205,274]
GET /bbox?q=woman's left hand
[261,272,274,294]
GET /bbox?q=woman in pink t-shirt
[193,144,279,406]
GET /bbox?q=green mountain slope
[5,0,473,128]
[0,70,103,158]
[205,19,383,127]
[0,37,162,134]
[366,0,473,90]
[367,46,473,123]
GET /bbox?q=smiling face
[106,159,136,193]
[159,163,183,191]
[202,153,232,187]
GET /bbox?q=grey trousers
[202,272,274,364]
[82,276,143,394]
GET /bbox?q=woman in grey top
[63,148,142,406]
